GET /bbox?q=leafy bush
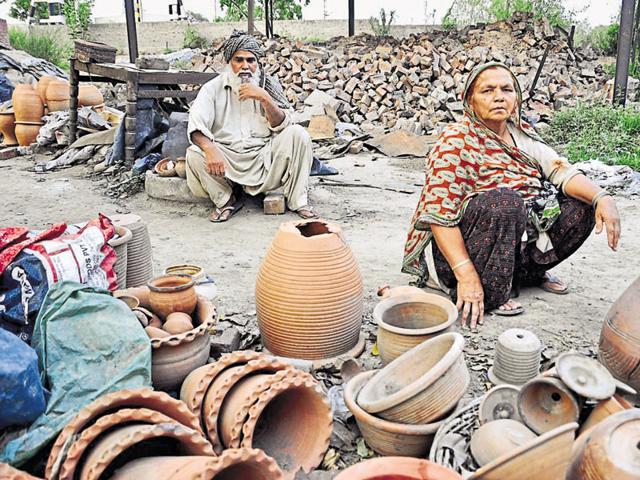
[62,0,94,40]
[182,26,209,49]
[369,9,396,36]
[542,104,640,170]
[9,27,72,71]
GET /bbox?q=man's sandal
[296,206,319,219]
[209,200,244,223]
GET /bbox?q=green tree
[62,0,94,39]
[369,9,396,36]
[9,0,49,21]
[218,0,310,22]
[446,0,580,27]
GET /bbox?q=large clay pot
[45,79,70,112]
[255,219,364,361]
[150,296,216,391]
[567,409,640,479]
[598,276,640,392]
[358,332,469,424]
[334,457,463,480]
[78,84,104,109]
[344,370,454,457]
[0,111,18,146]
[374,291,457,365]
[111,450,284,480]
[14,122,42,146]
[12,84,44,123]
[518,376,581,434]
[37,75,57,104]
[148,274,197,320]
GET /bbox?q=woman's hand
[455,263,484,329]
[595,196,621,251]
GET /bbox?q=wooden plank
[137,89,199,99]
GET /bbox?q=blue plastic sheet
[0,281,151,466]
[0,74,13,103]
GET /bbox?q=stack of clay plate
[108,225,132,289]
[488,329,542,386]
[110,214,154,288]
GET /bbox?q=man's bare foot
[491,299,524,316]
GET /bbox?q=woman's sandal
[490,299,524,316]
[539,272,569,295]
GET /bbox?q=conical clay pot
[599,276,640,392]
[0,111,18,146]
[12,84,44,123]
[255,219,364,360]
[14,122,42,146]
[334,457,463,480]
[568,409,640,479]
[375,291,457,365]
[344,370,455,457]
[358,332,469,424]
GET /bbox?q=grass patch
[182,26,209,49]
[541,103,640,170]
[9,27,72,71]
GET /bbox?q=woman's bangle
[452,259,472,271]
[592,190,611,207]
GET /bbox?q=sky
[0,0,623,26]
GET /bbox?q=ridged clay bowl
[344,370,456,457]
[334,457,463,480]
[358,332,469,424]
[374,291,457,365]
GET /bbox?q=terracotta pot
[155,157,177,177]
[599,276,640,392]
[470,419,537,467]
[568,409,640,479]
[45,79,70,112]
[344,370,454,457]
[116,294,139,310]
[468,423,577,480]
[78,423,214,480]
[175,157,187,178]
[164,263,205,281]
[115,286,152,309]
[163,312,193,334]
[146,326,171,338]
[579,394,633,434]
[239,373,333,479]
[334,457,463,480]
[45,388,202,479]
[148,274,197,320]
[150,296,216,391]
[14,122,42,146]
[37,75,57,104]
[111,449,284,480]
[0,111,18,146]
[12,84,44,123]
[0,463,42,480]
[518,376,581,434]
[256,220,364,360]
[358,332,469,424]
[374,291,457,365]
[78,84,104,107]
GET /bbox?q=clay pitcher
[14,122,42,146]
[45,79,70,112]
[0,111,18,146]
[598,276,640,392]
[12,84,44,123]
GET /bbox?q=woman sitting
[402,62,621,329]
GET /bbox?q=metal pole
[348,0,355,36]
[248,0,254,34]
[613,0,637,106]
[124,0,139,63]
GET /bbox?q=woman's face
[468,68,518,125]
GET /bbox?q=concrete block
[210,327,241,358]
[0,146,19,160]
[263,192,285,215]
[145,170,209,204]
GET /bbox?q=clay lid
[479,385,522,423]
[556,353,615,400]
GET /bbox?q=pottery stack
[45,78,70,112]
[344,332,469,457]
[110,213,154,288]
[180,351,333,480]
[108,226,132,290]
[12,84,44,146]
[256,220,364,362]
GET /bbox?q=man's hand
[239,83,268,103]
[204,148,226,177]
[595,196,621,251]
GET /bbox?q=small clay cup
[148,274,197,320]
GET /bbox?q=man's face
[230,50,258,76]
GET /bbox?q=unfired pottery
[518,376,580,434]
[374,291,457,365]
[14,122,42,146]
[344,370,454,457]
[598,276,640,392]
[255,220,364,360]
[148,274,197,319]
[488,328,542,386]
[0,111,17,146]
[358,332,469,424]
[334,457,463,480]
[12,84,44,122]
[470,419,537,467]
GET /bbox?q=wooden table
[69,59,217,165]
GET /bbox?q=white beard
[226,64,261,95]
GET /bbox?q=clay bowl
[569,409,640,479]
[344,370,455,457]
[155,158,177,177]
[470,419,537,467]
[116,294,140,310]
[163,312,193,334]
[468,422,578,480]
[518,376,581,434]
[358,332,469,424]
[163,263,205,281]
[579,394,633,434]
[334,457,463,480]
[14,122,42,146]
[148,274,197,320]
[150,296,216,391]
[374,291,457,365]
[0,111,17,146]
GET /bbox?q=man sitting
[186,30,316,222]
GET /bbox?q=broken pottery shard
[365,130,435,158]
